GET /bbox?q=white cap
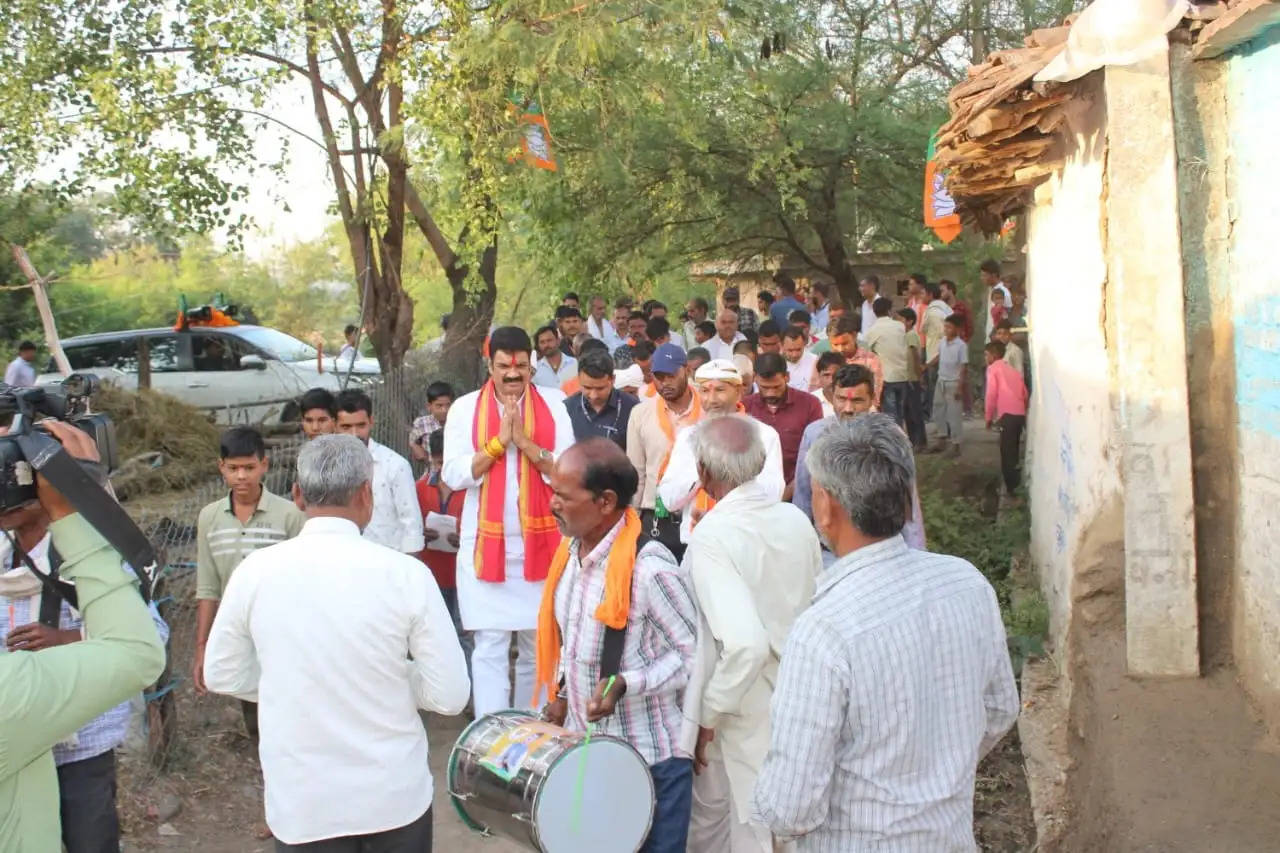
[614,364,644,391]
[694,358,744,384]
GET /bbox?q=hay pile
[92,384,221,499]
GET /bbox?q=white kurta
[681,480,822,826]
[785,352,818,392]
[363,439,424,553]
[442,385,575,631]
[655,417,785,543]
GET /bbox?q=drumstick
[571,675,618,834]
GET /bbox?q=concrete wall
[1171,43,1238,672]
[1221,25,1280,723]
[1104,49,1201,677]
[1024,74,1125,673]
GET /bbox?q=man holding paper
[443,326,576,716]
[415,430,469,668]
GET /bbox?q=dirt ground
[116,418,1037,852]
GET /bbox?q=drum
[448,710,655,852]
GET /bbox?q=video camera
[0,374,118,513]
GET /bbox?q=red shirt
[414,478,465,589]
[743,388,824,483]
[950,300,974,342]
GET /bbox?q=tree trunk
[814,168,859,309]
[440,235,498,389]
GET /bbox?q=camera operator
[0,421,167,851]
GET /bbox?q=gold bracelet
[484,437,505,459]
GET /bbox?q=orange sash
[472,381,560,583]
[533,509,642,706]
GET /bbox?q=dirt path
[117,415,1035,851]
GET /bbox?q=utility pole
[10,245,72,376]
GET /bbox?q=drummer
[536,438,699,853]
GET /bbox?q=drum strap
[599,533,652,680]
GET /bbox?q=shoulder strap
[38,547,64,628]
[599,533,652,680]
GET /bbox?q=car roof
[60,325,269,346]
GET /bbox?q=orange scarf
[655,394,704,480]
[533,509,642,706]
[472,381,560,583]
[644,382,658,398]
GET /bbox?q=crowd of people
[0,262,1030,852]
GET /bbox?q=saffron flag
[510,97,557,172]
[923,132,962,244]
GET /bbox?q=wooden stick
[10,245,72,376]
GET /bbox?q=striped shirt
[753,537,1019,851]
[552,515,698,766]
[196,489,306,600]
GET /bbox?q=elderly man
[794,364,925,555]
[442,326,575,717]
[705,309,747,361]
[681,416,822,853]
[753,416,1019,851]
[536,438,698,853]
[586,295,624,351]
[204,434,468,850]
[656,359,784,544]
[721,286,758,335]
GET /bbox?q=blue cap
[650,343,688,374]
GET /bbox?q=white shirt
[532,352,577,388]
[682,480,823,823]
[811,302,830,334]
[4,357,35,387]
[923,299,951,361]
[363,439,423,553]
[203,517,469,845]
[656,416,785,543]
[441,384,575,630]
[338,344,357,362]
[705,332,746,362]
[785,351,818,392]
[586,315,625,351]
[938,337,969,381]
[860,298,879,344]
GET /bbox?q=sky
[235,86,337,258]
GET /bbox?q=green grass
[916,454,1047,672]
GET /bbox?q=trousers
[879,381,911,426]
[999,414,1026,493]
[275,807,432,852]
[471,629,536,716]
[688,756,773,853]
[933,379,964,443]
[641,757,695,853]
[57,750,119,853]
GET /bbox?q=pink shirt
[985,359,1028,421]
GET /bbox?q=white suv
[43,325,381,427]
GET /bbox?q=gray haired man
[753,415,1019,851]
[204,434,469,851]
[681,416,822,853]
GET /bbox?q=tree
[0,0,518,378]
[447,0,1078,308]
